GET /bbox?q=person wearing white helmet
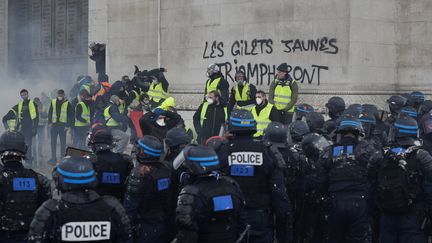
[204,63,229,103]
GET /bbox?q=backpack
[375,147,420,214]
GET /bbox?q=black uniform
[316,138,381,243]
[28,190,132,242]
[28,156,132,242]
[176,175,246,243]
[92,150,133,201]
[124,163,173,243]
[0,161,50,241]
[219,135,293,242]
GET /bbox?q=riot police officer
[123,135,173,243]
[288,120,310,145]
[218,109,293,242]
[323,96,345,135]
[173,145,247,243]
[28,156,133,242]
[264,121,306,242]
[385,95,407,126]
[374,116,432,242]
[421,113,432,154]
[88,125,133,201]
[163,127,193,241]
[299,133,332,243]
[306,111,326,135]
[0,131,50,242]
[316,115,382,243]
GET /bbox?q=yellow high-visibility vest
[200,102,228,126]
[104,105,119,127]
[205,77,221,95]
[234,84,254,110]
[6,109,17,131]
[251,103,273,137]
[51,99,69,123]
[273,80,295,112]
[74,102,90,127]
[18,100,37,122]
[148,83,169,102]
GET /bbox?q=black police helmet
[411,91,425,106]
[393,116,418,139]
[401,93,413,106]
[325,96,346,114]
[165,127,192,148]
[305,112,325,132]
[387,95,407,113]
[173,145,220,175]
[301,133,331,160]
[289,120,310,142]
[421,113,432,136]
[135,135,163,163]
[88,125,112,150]
[0,131,27,155]
[294,103,314,120]
[343,106,361,118]
[358,112,376,137]
[228,109,257,134]
[263,122,287,143]
[335,115,364,136]
[52,156,97,192]
[362,104,380,120]
[400,106,418,118]
[419,100,432,117]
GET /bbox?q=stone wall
[88,0,432,109]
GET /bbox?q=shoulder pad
[42,199,60,212]
[101,195,122,208]
[121,154,133,162]
[180,184,200,196]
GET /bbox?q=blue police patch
[230,165,254,176]
[333,146,344,157]
[391,147,406,154]
[101,172,121,184]
[13,178,36,191]
[157,178,170,191]
[213,195,234,212]
[333,145,353,157]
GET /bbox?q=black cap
[277,63,288,72]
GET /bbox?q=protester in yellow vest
[2,89,39,165]
[204,63,229,102]
[251,90,281,138]
[147,68,170,108]
[47,89,73,164]
[193,91,228,144]
[104,95,130,153]
[74,89,93,149]
[228,71,257,112]
[269,63,299,125]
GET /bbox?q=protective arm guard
[176,186,201,243]
[37,173,52,202]
[269,168,294,243]
[123,168,144,224]
[28,199,59,242]
[102,196,133,241]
